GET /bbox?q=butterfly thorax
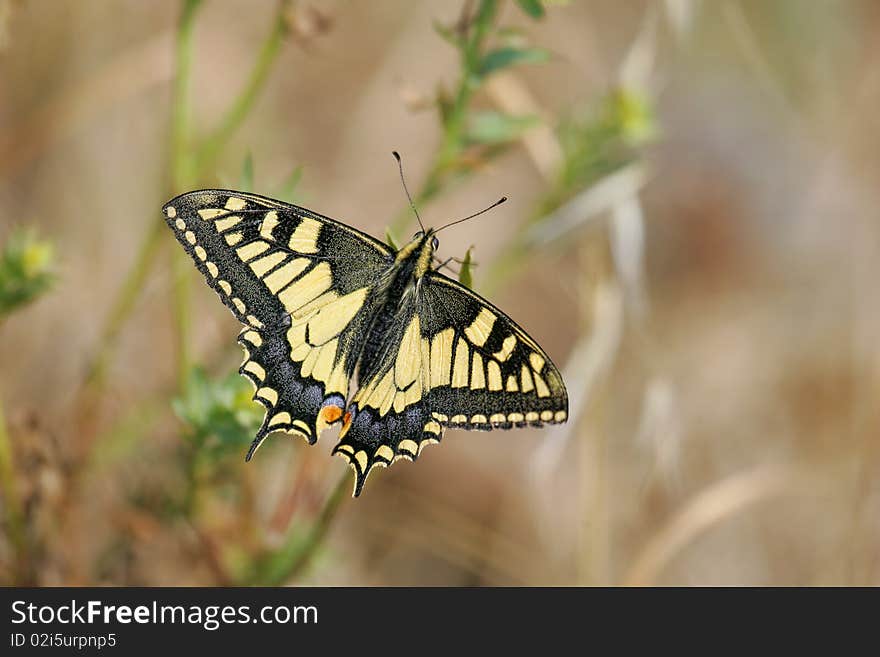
[356,230,437,384]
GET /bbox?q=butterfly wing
[333,270,568,496]
[163,189,393,456]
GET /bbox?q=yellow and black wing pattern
[163,189,393,457]
[163,188,568,496]
[333,272,568,495]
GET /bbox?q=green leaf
[0,228,55,317]
[173,367,261,455]
[515,0,545,18]
[458,246,474,289]
[385,227,399,251]
[479,47,549,77]
[467,111,540,144]
[275,165,303,203]
[239,152,254,191]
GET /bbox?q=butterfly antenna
[393,151,425,233]
[435,196,507,233]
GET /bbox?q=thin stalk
[389,0,498,237]
[168,0,203,385]
[246,470,349,585]
[194,1,290,172]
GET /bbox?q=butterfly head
[395,228,439,279]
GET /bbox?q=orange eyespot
[319,405,343,425]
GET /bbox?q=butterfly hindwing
[163,190,393,453]
[332,271,568,495]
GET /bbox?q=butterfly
[163,184,568,496]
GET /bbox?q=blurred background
[1,0,878,586]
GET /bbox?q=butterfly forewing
[164,190,392,451]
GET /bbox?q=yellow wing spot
[278,262,332,313]
[404,381,421,407]
[471,353,486,389]
[310,339,338,383]
[232,297,246,314]
[490,413,506,424]
[378,383,396,416]
[487,360,503,391]
[225,196,247,211]
[506,375,518,392]
[451,338,469,388]
[540,410,553,421]
[293,419,312,435]
[288,217,321,253]
[471,414,488,424]
[429,328,454,387]
[424,421,441,435]
[215,215,242,232]
[533,372,551,398]
[335,443,354,455]
[224,232,243,246]
[198,208,225,220]
[257,387,278,405]
[260,211,279,239]
[508,412,524,423]
[450,414,467,423]
[174,218,185,230]
[236,240,271,262]
[184,230,197,245]
[263,258,310,294]
[269,411,291,427]
[520,365,534,393]
[418,437,439,456]
[394,315,422,388]
[249,251,286,278]
[353,451,369,473]
[247,315,263,329]
[494,335,517,362]
[432,412,448,422]
[398,439,419,456]
[555,410,567,422]
[243,361,266,381]
[242,330,262,347]
[526,411,539,422]
[217,280,232,295]
[194,245,207,261]
[206,262,219,278]
[464,307,496,347]
[307,287,368,345]
[529,352,545,372]
[165,206,177,218]
[376,445,394,462]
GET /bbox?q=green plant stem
[82,218,166,389]
[169,0,204,386]
[0,397,28,584]
[194,1,290,172]
[81,0,288,399]
[246,470,349,585]
[389,0,498,237]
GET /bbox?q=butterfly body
[163,189,568,495]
